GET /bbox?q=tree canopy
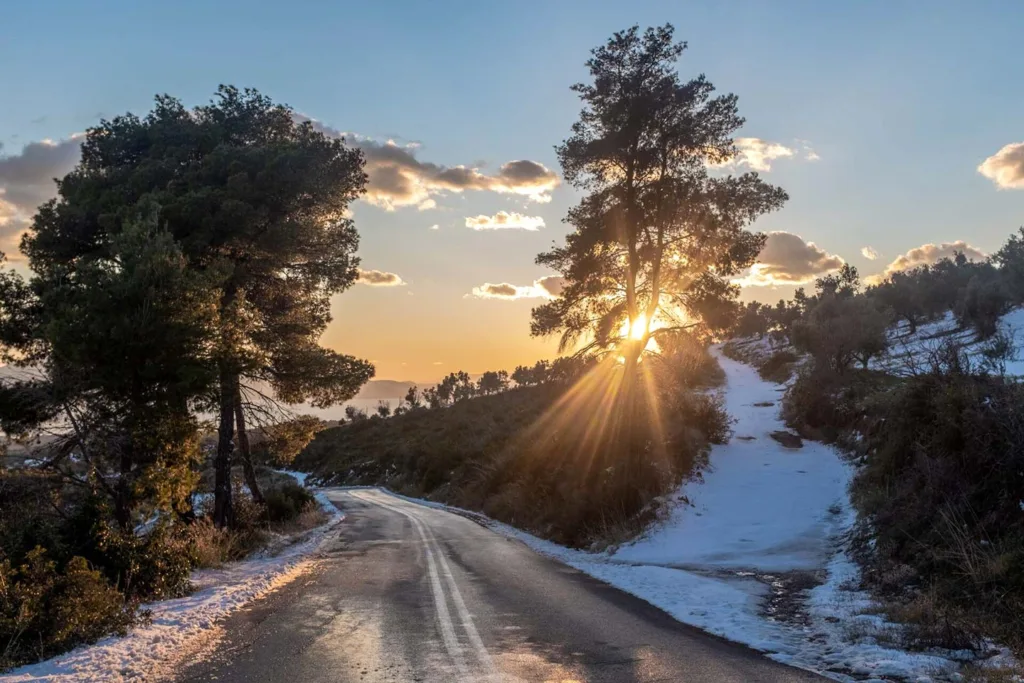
[15,86,375,526]
[531,25,787,364]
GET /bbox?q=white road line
[348,490,470,679]
[350,490,498,678]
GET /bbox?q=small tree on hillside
[992,227,1024,303]
[531,25,787,368]
[792,295,889,373]
[477,370,509,395]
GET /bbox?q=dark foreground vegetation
[0,87,364,670]
[299,338,727,548]
[0,463,323,671]
[729,229,1024,659]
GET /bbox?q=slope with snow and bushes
[872,307,1024,377]
[387,347,992,681]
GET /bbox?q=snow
[3,478,343,683]
[613,351,850,572]
[874,307,1024,377]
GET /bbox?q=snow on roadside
[3,474,343,683]
[613,351,849,572]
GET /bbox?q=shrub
[757,349,798,384]
[781,366,886,443]
[850,355,1024,654]
[262,482,315,523]
[1,549,137,672]
[89,521,195,601]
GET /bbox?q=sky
[2,0,1023,382]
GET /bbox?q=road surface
[179,488,827,682]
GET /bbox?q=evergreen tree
[21,87,374,527]
[531,25,787,367]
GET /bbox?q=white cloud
[978,142,1024,189]
[861,246,879,260]
[465,211,545,231]
[429,224,439,231]
[866,241,987,285]
[735,231,844,287]
[468,276,565,300]
[357,268,406,286]
[709,138,819,172]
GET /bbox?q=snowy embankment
[389,349,971,682]
[874,307,1024,377]
[3,477,341,683]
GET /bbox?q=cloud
[978,142,1024,189]
[534,275,566,297]
[709,138,819,172]
[736,231,844,287]
[861,246,879,260]
[468,276,565,300]
[0,136,84,257]
[296,115,560,210]
[866,240,987,285]
[429,224,439,230]
[465,211,545,231]
[357,268,406,286]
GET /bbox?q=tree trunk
[234,380,264,505]
[213,364,236,529]
[114,447,133,531]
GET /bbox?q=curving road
[179,488,827,682]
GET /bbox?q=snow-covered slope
[613,352,849,572]
[874,307,1024,377]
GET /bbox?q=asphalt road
[179,488,827,682]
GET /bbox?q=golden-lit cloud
[735,231,844,286]
[465,211,545,231]
[708,138,819,172]
[865,241,987,285]
[861,246,879,260]
[357,268,406,286]
[469,275,565,300]
[978,142,1024,189]
[296,115,560,210]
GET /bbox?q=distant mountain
[355,379,419,399]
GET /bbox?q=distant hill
[355,379,418,400]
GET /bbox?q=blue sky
[2,0,1022,380]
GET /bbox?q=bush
[850,355,1024,654]
[757,349,798,383]
[89,521,195,601]
[1,548,137,672]
[262,482,315,523]
[781,365,888,443]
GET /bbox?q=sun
[621,314,648,340]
